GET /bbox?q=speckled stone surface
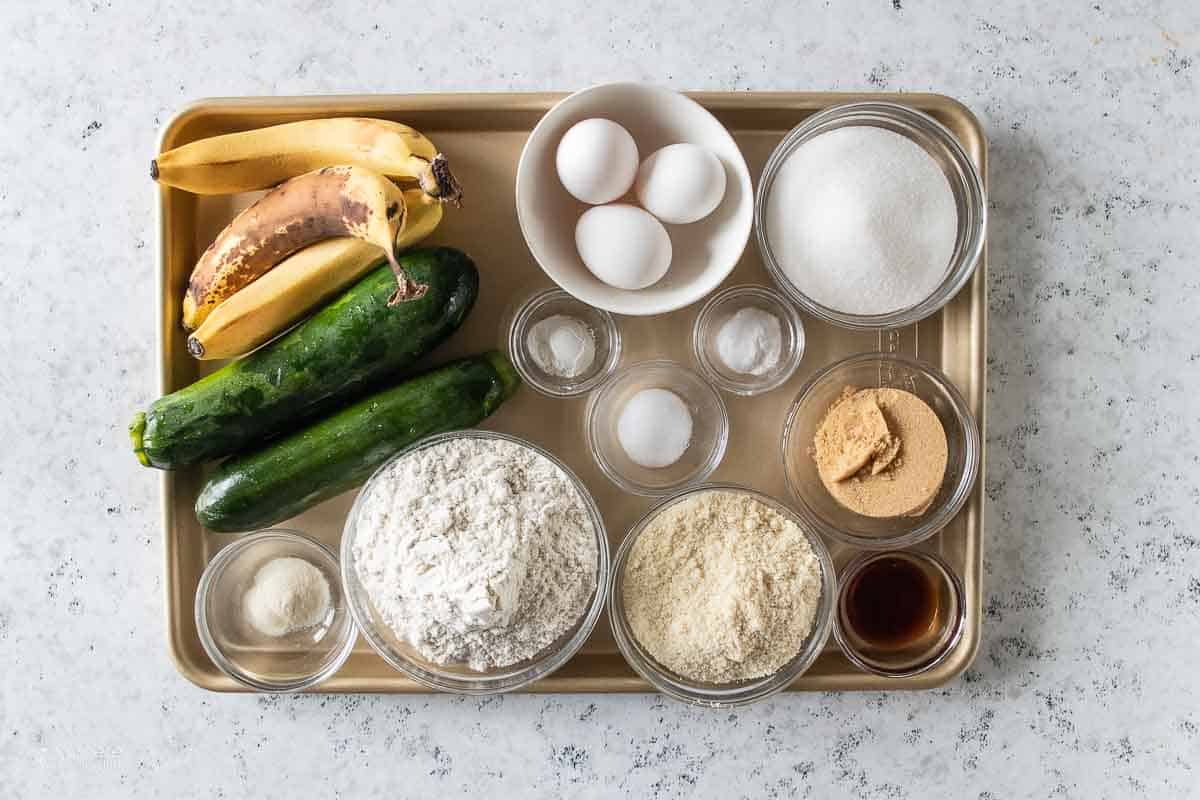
[2,1,1197,797]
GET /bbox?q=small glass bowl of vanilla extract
[833,550,965,678]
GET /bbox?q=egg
[575,204,672,290]
[634,143,727,224]
[555,118,640,205]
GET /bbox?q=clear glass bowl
[691,284,805,396]
[833,550,965,677]
[195,529,356,693]
[609,484,836,707]
[507,287,621,397]
[754,101,986,330]
[340,430,609,694]
[781,352,980,550]
[585,360,728,497]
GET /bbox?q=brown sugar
[813,387,948,518]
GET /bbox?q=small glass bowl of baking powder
[507,287,621,397]
[755,101,986,330]
[195,529,357,692]
[691,284,805,396]
[781,352,980,550]
[609,484,837,707]
[340,430,610,694]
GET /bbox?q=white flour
[352,436,598,670]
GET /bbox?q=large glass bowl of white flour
[341,430,609,694]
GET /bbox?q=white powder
[715,307,782,375]
[617,389,693,469]
[242,557,331,637]
[351,436,599,670]
[766,126,958,315]
[526,315,596,378]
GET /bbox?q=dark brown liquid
[845,557,938,649]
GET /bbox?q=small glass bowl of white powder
[585,360,729,497]
[507,287,621,397]
[691,284,805,396]
[195,529,356,692]
[754,102,986,330]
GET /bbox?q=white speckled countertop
[2,1,1197,796]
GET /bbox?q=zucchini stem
[129,412,152,467]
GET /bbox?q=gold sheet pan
[155,91,987,692]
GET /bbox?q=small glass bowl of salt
[195,529,356,692]
[586,360,729,497]
[692,284,805,396]
[507,287,621,398]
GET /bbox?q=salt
[617,389,692,469]
[765,126,957,316]
[715,307,782,375]
[526,315,596,378]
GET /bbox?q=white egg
[555,118,640,205]
[575,204,672,290]
[634,143,727,224]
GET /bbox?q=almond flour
[622,490,823,684]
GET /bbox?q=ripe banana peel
[181,164,420,331]
[152,117,463,205]
[187,191,443,360]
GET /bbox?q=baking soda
[715,307,782,375]
[526,314,596,378]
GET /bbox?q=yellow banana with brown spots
[181,165,419,331]
[186,190,443,360]
[152,117,463,205]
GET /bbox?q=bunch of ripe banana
[153,118,462,360]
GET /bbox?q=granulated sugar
[621,490,823,684]
[765,125,957,315]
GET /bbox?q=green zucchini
[195,352,521,532]
[130,247,479,469]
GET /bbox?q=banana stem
[384,252,429,306]
[419,154,463,207]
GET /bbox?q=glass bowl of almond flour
[610,484,837,707]
[340,430,609,694]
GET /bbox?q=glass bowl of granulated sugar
[341,430,609,694]
[610,484,837,707]
[755,101,986,330]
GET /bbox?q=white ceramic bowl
[516,82,753,316]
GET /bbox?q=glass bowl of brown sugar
[781,352,980,550]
